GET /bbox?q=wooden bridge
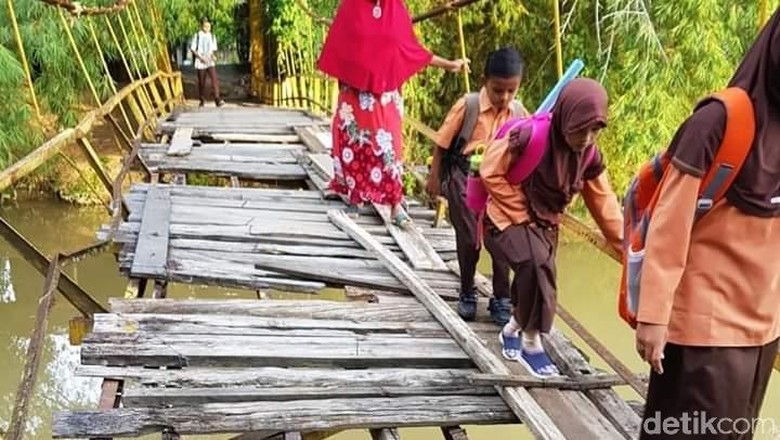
[46,104,647,440]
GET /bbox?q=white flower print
[380,92,394,107]
[359,92,376,111]
[346,176,356,189]
[338,102,355,127]
[392,92,404,116]
[342,147,354,164]
[370,167,383,184]
[374,129,394,157]
[333,157,343,176]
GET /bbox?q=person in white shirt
[190,18,224,107]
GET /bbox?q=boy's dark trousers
[197,66,221,103]
[441,164,511,298]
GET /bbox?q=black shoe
[199,100,205,107]
[457,291,478,321]
[488,297,512,326]
[215,98,225,107]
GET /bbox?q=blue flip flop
[517,349,561,378]
[499,331,521,361]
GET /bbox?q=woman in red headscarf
[317,0,468,226]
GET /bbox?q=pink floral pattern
[330,86,405,206]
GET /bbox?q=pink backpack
[464,112,596,249]
[465,112,554,213]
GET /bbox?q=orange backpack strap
[696,87,755,215]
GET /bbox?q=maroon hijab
[521,78,608,226]
[671,8,780,217]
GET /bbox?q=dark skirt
[483,219,558,332]
[640,338,779,440]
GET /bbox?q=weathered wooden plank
[102,224,400,251]
[53,395,514,438]
[455,261,634,438]
[149,161,308,180]
[373,204,448,271]
[130,186,171,278]
[80,332,472,368]
[169,238,378,259]
[210,133,301,143]
[294,126,329,154]
[166,127,195,156]
[328,210,565,440]
[129,183,326,200]
[122,384,494,406]
[75,366,480,389]
[92,313,455,337]
[109,299,434,322]
[299,150,447,271]
[162,255,326,293]
[127,204,384,228]
[145,150,301,164]
[545,329,641,439]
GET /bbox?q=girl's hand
[636,322,667,375]
[448,58,470,73]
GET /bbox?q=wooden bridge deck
[54,105,643,439]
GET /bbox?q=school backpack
[465,111,600,211]
[618,87,756,329]
[442,92,526,175]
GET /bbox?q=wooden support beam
[0,216,105,316]
[7,256,61,440]
[327,210,565,439]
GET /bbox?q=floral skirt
[329,86,405,207]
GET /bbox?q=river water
[0,198,777,439]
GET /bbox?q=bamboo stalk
[59,8,102,107]
[116,13,155,117]
[456,10,470,93]
[7,0,41,120]
[134,0,172,104]
[759,0,768,28]
[87,18,135,138]
[552,0,563,78]
[125,6,164,110]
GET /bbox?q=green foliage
[157,0,243,51]
[274,0,765,195]
[0,0,164,169]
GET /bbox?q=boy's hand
[426,173,441,199]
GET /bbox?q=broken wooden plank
[166,127,195,156]
[373,204,447,271]
[80,332,472,369]
[210,133,301,143]
[109,299,434,322]
[121,384,493,406]
[327,210,565,440]
[150,161,308,181]
[53,395,514,438]
[130,185,171,278]
[91,313,462,337]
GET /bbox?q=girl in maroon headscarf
[480,78,624,377]
[635,9,780,438]
[317,0,468,226]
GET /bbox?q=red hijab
[316,0,433,94]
